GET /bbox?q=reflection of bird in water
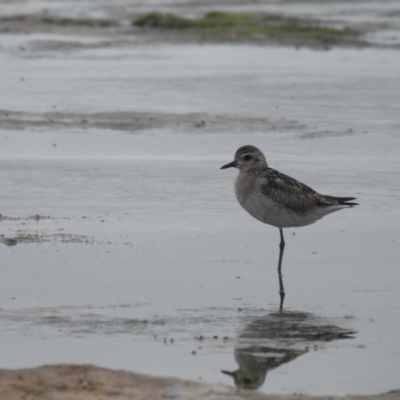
[221,145,358,309]
[222,345,304,389]
[222,311,356,390]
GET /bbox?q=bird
[221,145,358,309]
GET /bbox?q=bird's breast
[234,172,276,224]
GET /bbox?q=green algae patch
[133,11,359,45]
[134,12,196,29]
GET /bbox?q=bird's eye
[243,155,252,161]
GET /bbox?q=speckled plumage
[222,145,357,228]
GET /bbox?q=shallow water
[1,126,399,395]
[0,0,400,397]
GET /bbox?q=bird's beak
[220,161,236,170]
[221,370,236,377]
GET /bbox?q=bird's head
[221,145,268,172]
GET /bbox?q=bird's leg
[278,228,285,311]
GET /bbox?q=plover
[221,145,358,309]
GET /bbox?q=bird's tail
[325,196,358,206]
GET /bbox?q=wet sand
[0,365,399,400]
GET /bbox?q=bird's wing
[259,168,338,213]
